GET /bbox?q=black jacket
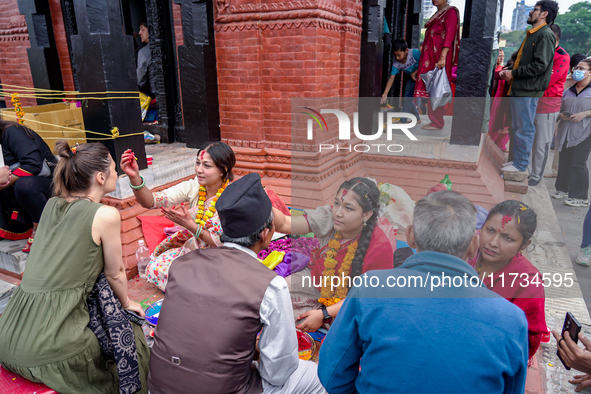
[1,125,57,177]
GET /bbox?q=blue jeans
[510,97,540,171]
[402,80,419,121]
[583,208,591,248]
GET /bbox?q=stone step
[504,179,528,194]
[0,239,29,278]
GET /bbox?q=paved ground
[543,149,591,318]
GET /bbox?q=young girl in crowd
[0,141,149,393]
[469,200,546,362]
[274,177,394,332]
[121,141,235,291]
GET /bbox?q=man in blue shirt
[318,191,529,394]
[381,39,421,123]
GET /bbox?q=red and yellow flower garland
[10,93,25,125]
[318,232,358,307]
[195,180,229,227]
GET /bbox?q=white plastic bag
[420,67,452,110]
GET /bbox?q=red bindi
[200,151,205,161]
[341,190,348,202]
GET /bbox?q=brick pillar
[0,0,36,107]
[48,0,76,92]
[214,0,363,204]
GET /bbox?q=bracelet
[121,297,130,309]
[130,176,145,190]
[195,224,202,239]
[0,174,12,187]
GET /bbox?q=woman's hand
[296,309,324,332]
[559,113,572,121]
[0,166,11,185]
[411,70,418,81]
[120,149,140,181]
[570,111,589,123]
[381,94,388,105]
[124,300,145,317]
[161,203,194,230]
[436,56,446,69]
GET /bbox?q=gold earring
[363,220,367,227]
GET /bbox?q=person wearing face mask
[273,178,395,332]
[120,141,235,291]
[468,200,546,364]
[552,59,591,208]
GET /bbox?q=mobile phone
[125,309,146,326]
[561,111,573,117]
[557,312,582,370]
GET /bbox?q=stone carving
[0,17,28,41]
[216,0,230,15]
[214,0,362,35]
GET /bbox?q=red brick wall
[214,0,363,146]
[48,0,76,93]
[0,1,36,107]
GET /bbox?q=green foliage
[555,2,591,57]
[501,30,526,47]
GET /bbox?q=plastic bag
[420,67,452,110]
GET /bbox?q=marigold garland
[318,231,358,307]
[195,180,229,227]
[10,93,25,125]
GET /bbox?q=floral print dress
[145,178,223,291]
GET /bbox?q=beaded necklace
[195,180,229,227]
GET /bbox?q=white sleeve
[151,179,197,208]
[257,276,299,386]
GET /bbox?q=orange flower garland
[195,180,229,227]
[318,231,359,307]
[10,93,25,125]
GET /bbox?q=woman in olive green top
[0,140,149,394]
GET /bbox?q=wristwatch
[320,305,332,321]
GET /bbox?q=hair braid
[336,177,381,280]
[350,210,379,278]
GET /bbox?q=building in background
[422,0,435,19]
[511,0,534,31]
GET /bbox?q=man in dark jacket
[500,0,558,182]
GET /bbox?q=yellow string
[1,83,139,95]
[0,92,140,100]
[1,112,145,140]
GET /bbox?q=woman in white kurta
[121,142,235,291]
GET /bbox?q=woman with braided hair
[274,177,395,332]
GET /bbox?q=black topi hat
[217,173,272,238]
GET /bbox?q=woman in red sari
[274,178,395,332]
[414,0,460,130]
[489,52,518,151]
[469,200,547,363]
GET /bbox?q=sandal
[421,124,443,130]
[22,236,34,253]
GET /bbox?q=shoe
[552,191,569,199]
[528,178,540,187]
[576,246,591,267]
[565,198,590,207]
[544,172,557,178]
[502,161,514,168]
[502,165,529,182]
[22,236,34,253]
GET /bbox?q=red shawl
[414,6,461,98]
[471,254,547,360]
[308,225,394,291]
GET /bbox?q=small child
[381,39,421,123]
